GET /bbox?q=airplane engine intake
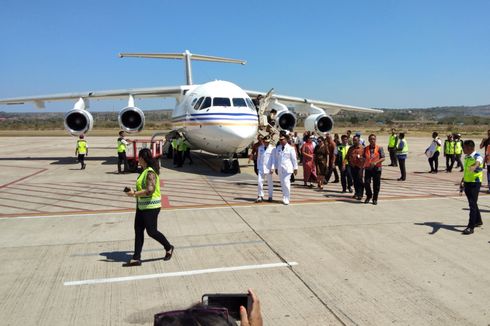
[304,113,333,133]
[64,109,93,136]
[118,106,145,133]
[275,111,296,131]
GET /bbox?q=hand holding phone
[202,293,251,320]
[123,187,131,193]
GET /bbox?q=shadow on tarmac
[0,156,117,165]
[414,222,466,234]
[99,251,165,266]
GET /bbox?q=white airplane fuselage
[171,80,258,155]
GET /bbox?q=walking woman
[314,137,329,189]
[125,148,174,266]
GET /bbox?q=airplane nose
[220,124,258,152]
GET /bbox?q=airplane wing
[245,90,383,115]
[0,86,187,109]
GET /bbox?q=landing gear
[221,158,240,174]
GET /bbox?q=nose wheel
[221,159,240,174]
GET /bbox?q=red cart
[126,138,166,172]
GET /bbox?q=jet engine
[118,106,145,133]
[64,109,93,136]
[304,113,334,133]
[275,111,296,131]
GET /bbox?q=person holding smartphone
[125,148,174,266]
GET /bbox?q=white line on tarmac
[64,261,298,286]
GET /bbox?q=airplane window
[191,98,198,106]
[232,98,247,107]
[194,97,204,110]
[213,97,231,107]
[201,97,212,109]
[246,98,255,109]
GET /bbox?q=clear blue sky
[1,0,490,112]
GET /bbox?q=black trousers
[398,157,406,180]
[445,154,455,172]
[133,207,172,260]
[454,154,463,169]
[464,182,482,228]
[118,152,128,173]
[428,151,439,172]
[388,147,398,166]
[174,150,183,167]
[183,148,193,164]
[339,165,353,191]
[78,154,85,168]
[325,166,339,183]
[351,166,364,198]
[364,168,381,201]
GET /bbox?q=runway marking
[0,167,47,189]
[63,261,298,286]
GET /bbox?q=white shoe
[282,200,289,205]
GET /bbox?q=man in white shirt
[256,136,275,203]
[273,134,298,205]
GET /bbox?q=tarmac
[0,135,489,325]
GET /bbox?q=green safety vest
[444,140,455,155]
[117,139,127,153]
[388,135,397,148]
[455,141,463,155]
[435,140,441,153]
[396,139,408,155]
[136,167,161,210]
[177,139,186,151]
[337,144,350,165]
[463,154,483,183]
[77,140,87,154]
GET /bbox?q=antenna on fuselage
[118,50,246,85]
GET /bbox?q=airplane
[0,50,382,173]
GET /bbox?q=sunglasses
[154,306,230,324]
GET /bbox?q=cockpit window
[201,97,212,110]
[193,97,204,110]
[213,97,231,107]
[246,98,255,109]
[232,98,247,107]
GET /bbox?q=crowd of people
[253,129,390,205]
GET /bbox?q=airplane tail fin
[119,50,246,85]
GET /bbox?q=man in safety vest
[75,134,88,170]
[387,128,398,167]
[444,134,456,172]
[460,140,483,235]
[479,129,490,193]
[337,134,353,193]
[396,132,408,181]
[427,132,442,173]
[181,137,193,165]
[453,133,464,172]
[117,131,129,174]
[362,134,385,205]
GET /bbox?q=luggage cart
[126,138,165,172]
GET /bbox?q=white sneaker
[282,200,289,205]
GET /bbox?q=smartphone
[202,293,251,320]
[123,187,131,193]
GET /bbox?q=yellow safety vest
[455,141,463,155]
[117,139,127,153]
[434,139,441,153]
[337,144,350,165]
[77,140,87,154]
[463,154,483,183]
[136,167,161,210]
[444,140,455,155]
[388,135,397,148]
[396,139,408,155]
